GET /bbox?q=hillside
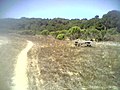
[0,10,120,42]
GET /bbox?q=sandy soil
[12,40,33,90]
[0,36,8,46]
[0,35,27,90]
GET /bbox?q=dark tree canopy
[102,10,120,32]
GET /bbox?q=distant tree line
[0,10,120,41]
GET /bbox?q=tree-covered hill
[0,10,120,41]
[102,10,120,32]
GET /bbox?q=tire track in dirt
[12,40,33,90]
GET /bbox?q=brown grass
[27,35,120,90]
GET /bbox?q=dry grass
[27,35,120,90]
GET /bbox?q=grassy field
[27,35,120,90]
[0,33,120,90]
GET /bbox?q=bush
[50,30,68,38]
[107,28,118,35]
[20,30,35,35]
[68,26,80,35]
[56,34,65,40]
[40,30,49,35]
[68,26,81,40]
[50,31,59,37]
[59,30,68,34]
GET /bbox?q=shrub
[50,31,59,37]
[56,34,65,40]
[107,28,118,35]
[68,26,80,35]
[68,26,81,40]
[20,30,35,35]
[50,30,68,38]
[40,30,49,35]
[59,30,68,34]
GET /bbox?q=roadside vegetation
[0,10,120,41]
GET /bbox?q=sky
[0,0,120,19]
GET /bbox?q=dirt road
[0,35,26,90]
[12,41,33,90]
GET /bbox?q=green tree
[68,26,81,40]
[102,10,120,31]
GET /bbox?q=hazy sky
[0,0,120,19]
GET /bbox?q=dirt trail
[0,40,3,46]
[0,37,8,47]
[12,40,33,90]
